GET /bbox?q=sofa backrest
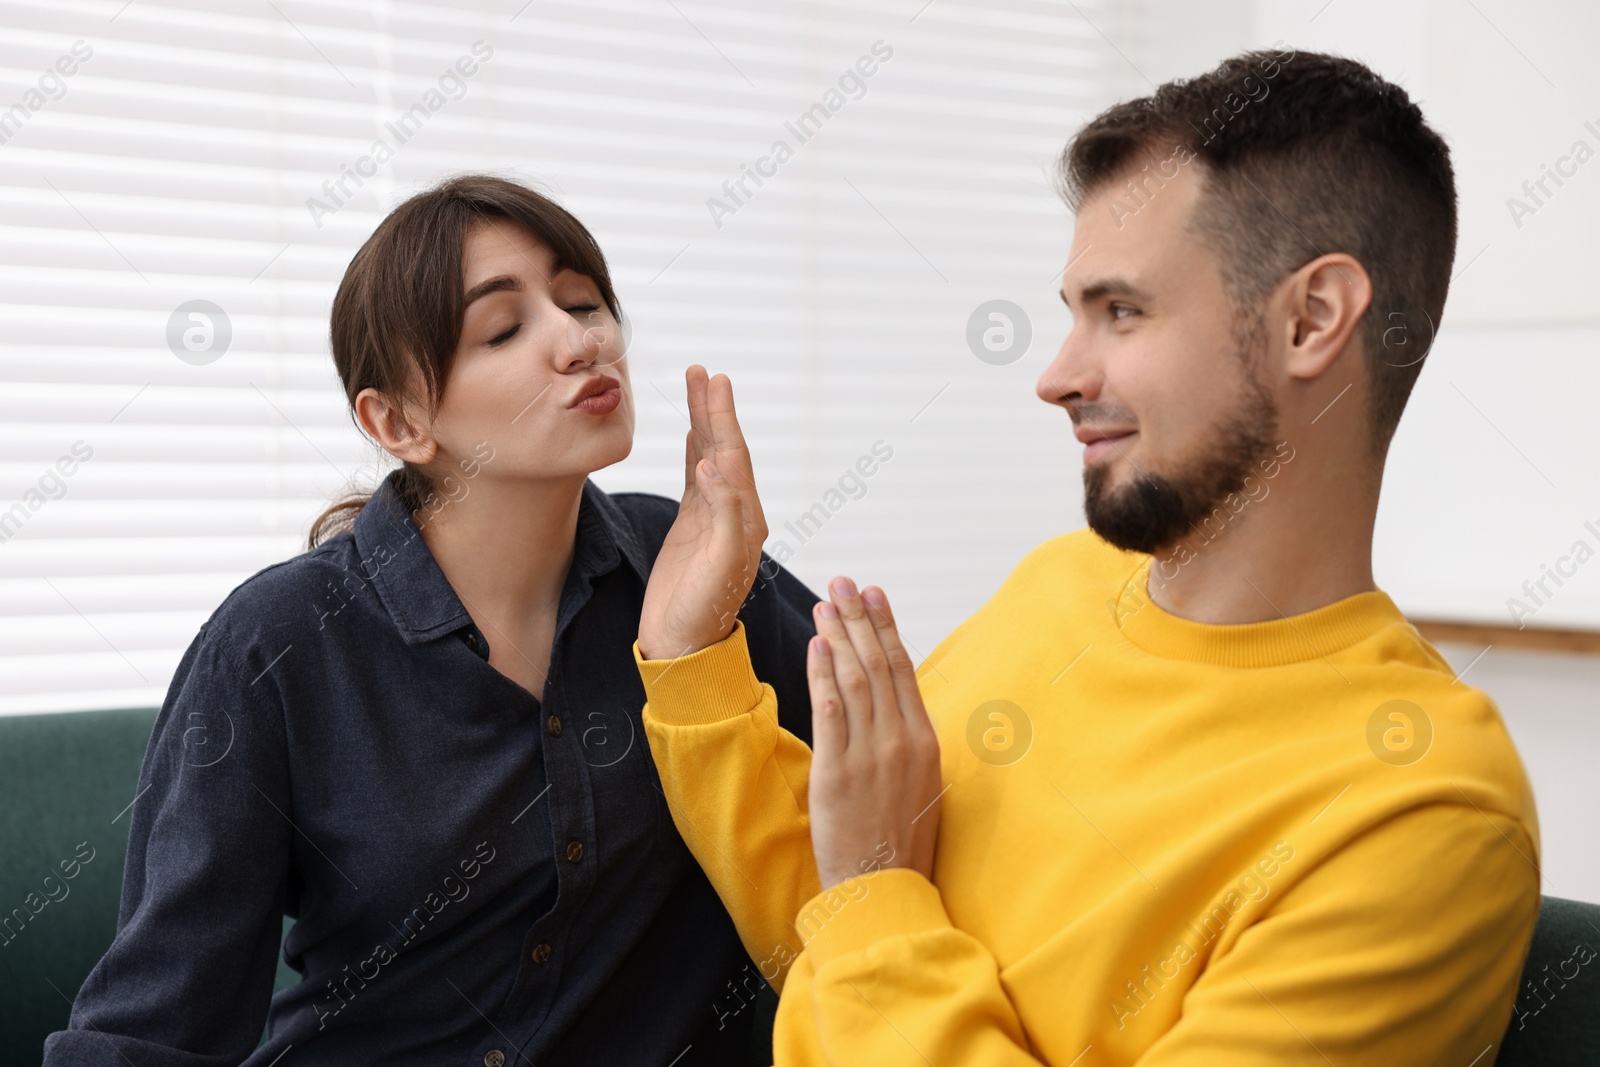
[0,707,159,1058]
[0,707,299,1060]
[1494,894,1600,1065]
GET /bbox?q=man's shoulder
[914,527,1134,678]
[1363,656,1538,834]
[997,526,1147,604]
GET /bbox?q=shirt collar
[351,467,652,646]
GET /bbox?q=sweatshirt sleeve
[635,620,821,993]
[43,623,292,1066]
[786,802,1539,1066]
[793,867,1039,1066]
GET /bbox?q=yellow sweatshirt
[635,528,1541,1065]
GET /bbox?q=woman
[44,175,819,1066]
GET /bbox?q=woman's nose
[564,309,625,368]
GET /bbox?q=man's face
[1036,160,1281,556]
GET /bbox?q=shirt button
[546,714,562,736]
[531,942,553,964]
[484,1052,505,1067]
[565,840,584,863]
[463,631,480,651]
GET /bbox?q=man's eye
[487,323,520,346]
[1111,304,1139,320]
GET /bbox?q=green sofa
[0,707,1591,1064]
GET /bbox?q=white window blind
[0,0,1110,714]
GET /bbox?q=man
[635,49,1539,1064]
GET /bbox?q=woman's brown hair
[307,174,623,548]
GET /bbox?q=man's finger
[828,577,900,731]
[807,635,848,758]
[813,598,873,733]
[860,586,929,725]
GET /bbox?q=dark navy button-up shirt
[44,468,818,1066]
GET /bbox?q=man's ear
[1282,253,1371,381]
[354,387,437,465]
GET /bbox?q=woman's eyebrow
[463,274,522,308]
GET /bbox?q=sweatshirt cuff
[794,867,951,970]
[633,621,766,726]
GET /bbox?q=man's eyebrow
[1060,278,1153,307]
[463,274,522,308]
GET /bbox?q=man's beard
[1084,345,1279,557]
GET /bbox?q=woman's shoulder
[197,534,363,661]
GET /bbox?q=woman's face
[425,219,634,486]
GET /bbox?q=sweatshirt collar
[1112,553,1407,669]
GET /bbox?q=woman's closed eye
[487,306,604,347]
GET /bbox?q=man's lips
[1073,426,1136,445]
[1078,428,1136,464]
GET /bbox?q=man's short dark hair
[1057,48,1458,459]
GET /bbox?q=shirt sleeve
[635,619,821,993]
[789,802,1539,1066]
[43,623,293,1066]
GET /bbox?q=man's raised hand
[806,578,943,891]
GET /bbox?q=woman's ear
[355,387,438,465]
